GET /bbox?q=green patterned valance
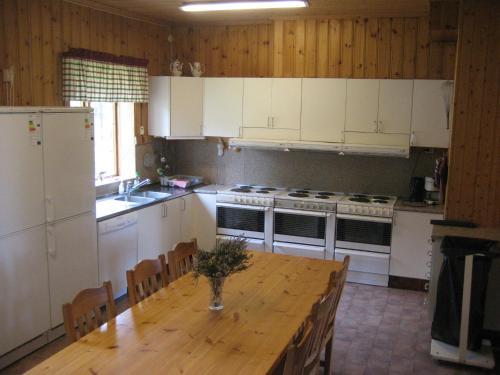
[62,48,148,103]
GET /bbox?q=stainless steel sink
[114,195,155,204]
[132,191,172,200]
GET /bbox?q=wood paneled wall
[446,0,500,228]
[172,17,455,79]
[0,0,171,143]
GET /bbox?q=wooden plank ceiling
[67,0,429,24]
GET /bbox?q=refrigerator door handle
[47,225,56,257]
[46,196,55,222]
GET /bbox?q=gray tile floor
[1,284,497,374]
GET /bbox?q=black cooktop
[373,195,391,200]
[373,199,388,204]
[318,192,335,196]
[315,195,330,199]
[255,190,270,194]
[231,188,251,193]
[295,190,310,194]
[289,193,309,198]
[350,197,370,203]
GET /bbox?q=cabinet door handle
[164,205,168,218]
[181,199,186,211]
[47,226,56,257]
[267,116,270,127]
[378,120,383,132]
[373,120,378,132]
[271,117,275,128]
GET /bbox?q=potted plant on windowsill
[193,237,251,311]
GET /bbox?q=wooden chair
[62,281,116,342]
[167,238,197,281]
[322,256,350,374]
[303,287,337,375]
[126,254,169,305]
[282,322,314,375]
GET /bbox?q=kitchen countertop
[192,184,227,194]
[96,184,200,222]
[432,225,500,242]
[394,198,444,215]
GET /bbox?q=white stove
[216,185,282,252]
[274,189,343,212]
[337,194,397,218]
[335,193,397,287]
[272,189,344,261]
[216,185,281,207]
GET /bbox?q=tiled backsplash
[171,139,443,198]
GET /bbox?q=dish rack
[159,175,204,188]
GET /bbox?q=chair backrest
[283,322,313,375]
[167,238,197,281]
[126,254,169,305]
[326,256,350,328]
[304,288,336,373]
[62,281,116,342]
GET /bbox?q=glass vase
[208,277,225,311]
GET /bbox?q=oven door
[217,235,265,252]
[216,203,266,239]
[336,214,392,254]
[273,241,326,260]
[274,208,328,246]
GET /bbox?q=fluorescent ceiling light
[180,1,308,12]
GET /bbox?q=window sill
[95,175,134,188]
[95,176,121,187]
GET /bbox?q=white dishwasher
[97,212,138,298]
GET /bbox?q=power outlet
[2,67,14,83]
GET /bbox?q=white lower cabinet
[0,226,51,356]
[179,195,194,242]
[137,199,183,261]
[47,213,98,327]
[390,211,443,280]
[138,203,165,261]
[193,193,217,251]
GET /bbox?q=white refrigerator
[0,108,98,357]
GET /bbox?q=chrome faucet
[125,178,151,196]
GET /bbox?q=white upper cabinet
[243,78,301,130]
[203,78,243,137]
[411,80,452,148]
[345,79,380,133]
[270,78,302,130]
[378,80,413,134]
[301,78,347,143]
[149,76,204,139]
[346,79,412,135]
[243,78,272,128]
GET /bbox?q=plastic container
[159,175,204,188]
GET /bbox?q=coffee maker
[409,177,425,202]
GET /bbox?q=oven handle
[336,213,392,224]
[273,208,328,217]
[216,202,267,211]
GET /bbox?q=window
[70,101,136,184]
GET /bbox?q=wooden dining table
[27,251,342,375]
